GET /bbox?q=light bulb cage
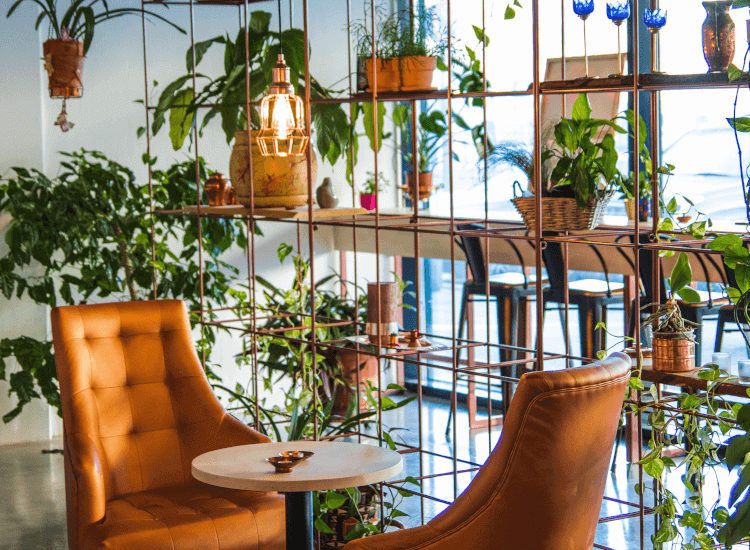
[256,54,309,157]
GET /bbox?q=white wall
[0,0,400,444]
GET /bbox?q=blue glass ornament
[643,8,667,32]
[573,0,595,20]
[606,0,630,24]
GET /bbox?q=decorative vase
[652,331,696,372]
[363,58,399,92]
[403,172,434,201]
[366,282,399,345]
[702,1,735,73]
[229,130,315,209]
[42,39,85,98]
[398,56,437,91]
[360,194,377,211]
[624,198,635,221]
[204,172,231,206]
[316,177,339,208]
[638,197,650,221]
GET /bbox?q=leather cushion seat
[82,485,285,550]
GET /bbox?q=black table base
[284,491,313,550]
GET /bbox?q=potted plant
[360,172,386,210]
[7,0,183,100]
[512,93,622,231]
[350,2,400,92]
[392,105,449,202]
[152,12,350,209]
[351,3,445,93]
[641,252,701,372]
[394,5,445,91]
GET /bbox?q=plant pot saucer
[343,334,448,354]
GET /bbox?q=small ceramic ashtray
[279,450,314,461]
[267,456,299,473]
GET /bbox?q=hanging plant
[6,0,184,129]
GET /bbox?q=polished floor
[1,395,742,550]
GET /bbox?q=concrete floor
[0,439,67,550]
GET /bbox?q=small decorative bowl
[267,456,300,473]
[278,450,314,461]
[676,215,692,223]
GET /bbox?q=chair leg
[714,312,726,353]
[447,287,471,437]
[578,299,604,361]
[683,309,704,365]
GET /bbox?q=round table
[192,441,403,550]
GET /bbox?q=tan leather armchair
[51,299,285,550]
[344,353,631,550]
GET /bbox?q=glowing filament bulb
[271,95,295,139]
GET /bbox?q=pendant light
[256,0,309,157]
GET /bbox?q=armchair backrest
[427,353,630,549]
[51,299,266,504]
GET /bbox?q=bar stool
[541,234,626,360]
[445,224,547,435]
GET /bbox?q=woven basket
[511,189,615,231]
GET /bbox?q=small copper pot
[652,331,695,372]
[205,172,231,206]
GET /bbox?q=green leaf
[708,234,743,253]
[666,197,678,214]
[169,89,194,150]
[314,517,335,535]
[676,286,700,304]
[325,491,348,510]
[728,117,750,133]
[504,5,516,19]
[572,93,592,122]
[277,243,294,264]
[344,522,367,540]
[669,252,692,297]
[726,434,750,470]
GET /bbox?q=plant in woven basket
[544,93,624,208]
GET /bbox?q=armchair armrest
[66,431,106,532]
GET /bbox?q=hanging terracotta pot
[403,171,434,201]
[702,1,735,73]
[204,172,231,206]
[363,58,399,92]
[398,56,437,91]
[229,130,316,209]
[42,39,85,98]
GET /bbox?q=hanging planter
[42,39,84,99]
[8,0,184,131]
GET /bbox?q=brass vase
[204,172,231,206]
[702,1,735,73]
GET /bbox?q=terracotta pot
[360,193,377,210]
[702,1,735,73]
[398,56,437,91]
[42,39,85,99]
[229,130,315,209]
[363,58,399,92]
[204,172,231,206]
[403,172,434,201]
[330,349,379,416]
[652,331,696,372]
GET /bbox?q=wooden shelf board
[182,205,369,219]
[640,365,748,398]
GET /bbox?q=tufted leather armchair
[344,353,631,550]
[51,299,285,550]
